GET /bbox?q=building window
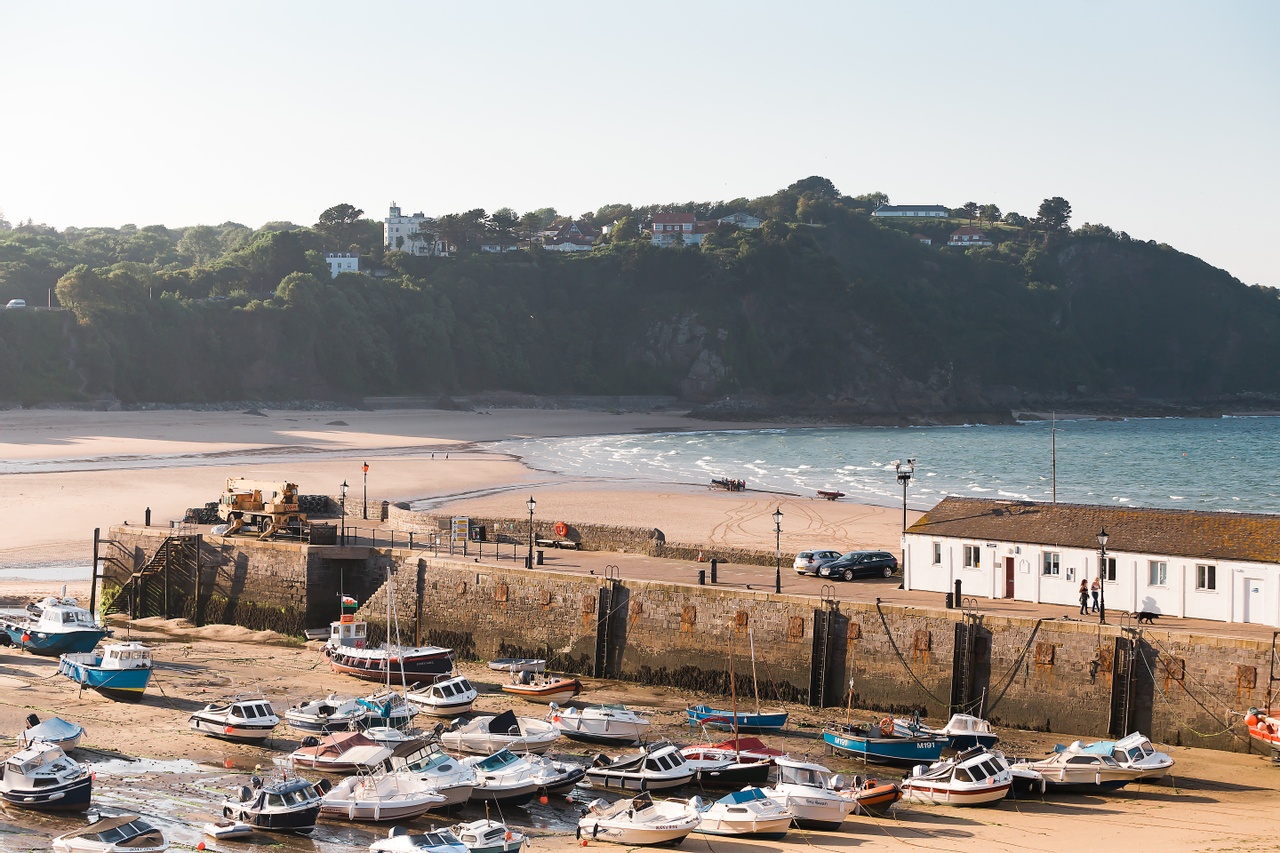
[933,543,942,565]
[1148,560,1168,587]
[1103,556,1116,582]
[1196,564,1216,590]
[1042,552,1061,576]
[963,545,981,569]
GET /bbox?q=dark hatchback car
[819,550,899,581]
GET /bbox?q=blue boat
[686,705,788,733]
[822,718,947,765]
[1,596,110,656]
[58,642,153,702]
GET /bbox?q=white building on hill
[384,202,431,255]
[871,204,949,218]
[325,253,359,278]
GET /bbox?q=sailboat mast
[749,627,762,714]
[727,630,740,757]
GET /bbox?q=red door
[1005,557,1016,598]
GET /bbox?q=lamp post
[526,496,537,569]
[772,507,783,594]
[1098,527,1109,625]
[896,459,915,574]
[362,462,369,519]
[340,480,348,545]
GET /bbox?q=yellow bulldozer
[217,478,307,540]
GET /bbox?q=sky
[2,2,1277,287]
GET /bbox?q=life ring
[554,521,568,537]
[879,717,894,736]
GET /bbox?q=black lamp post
[1098,527,1109,625]
[362,461,369,519]
[896,459,915,573]
[526,496,537,569]
[340,480,348,545]
[773,507,783,594]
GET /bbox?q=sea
[494,415,1280,515]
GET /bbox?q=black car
[819,550,899,581]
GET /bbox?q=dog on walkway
[1135,610,1159,624]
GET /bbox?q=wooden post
[194,534,204,628]
[89,528,100,617]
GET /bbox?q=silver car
[793,549,843,576]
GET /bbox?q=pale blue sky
[2,2,1276,286]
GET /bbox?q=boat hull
[583,770,695,793]
[4,626,109,656]
[189,716,278,742]
[468,782,539,807]
[326,648,454,683]
[686,706,787,733]
[691,762,771,789]
[578,820,697,846]
[822,730,944,765]
[695,815,791,839]
[57,658,151,702]
[223,803,320,833]
[901,781,1010,806]
[0,775,92,811]
[411,698,476,717]
[500,679,581,704]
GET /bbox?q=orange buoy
[1245,713,1259,727]
[554,521,568,537]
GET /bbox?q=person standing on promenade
[1079,579,1090,615]
[1091,577,1101,613]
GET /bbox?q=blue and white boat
[914,713,999,750]
[18,714,85,751]
[58,643,153,702]
[823,717,947,765]
[0,741,93,811]
[2,597,110,656]
[686,705,788,733]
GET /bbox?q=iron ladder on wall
[809,585,839,708]
[1109,613,1141,738]
[593,565,621,678]
[949,597,982,716]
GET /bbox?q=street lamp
[526,496,537,569]
[896,459,915,574]
[772,507,783,594]
[1097,527,1109,625]
[340,480,348,545]
[362,462,369,519]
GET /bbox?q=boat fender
[575,825,581,840]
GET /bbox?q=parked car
[819,550,899,581]
[5,299,26,309]
[793,550,843,576]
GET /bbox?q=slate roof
[651,212,696,224]
[907,496,1280,565]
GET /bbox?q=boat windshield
[780,765,829,787]
[477,749,518,770]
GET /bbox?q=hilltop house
[325,252,360,278]
[717,212,763,229]
[479,234,521,253]
[948,226,992,247]
[912,233,932,246]
[903,497,1280,626]
[650,212,719,247]
[872,204,949,218]
[543,220,599,252]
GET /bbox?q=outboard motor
[301,736,320,747]
[389,826,409,837]
[25,713,41,729]
[591,753,611,768]
[236,785,252,803]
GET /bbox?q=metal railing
[334,527,537,563]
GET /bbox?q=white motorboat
[360,689,421,728]
[383,740,475,807]
[221,765,323,833]
[692,788,793,838]
[290,731,393,773]
[364,726,420,747]
[286,694,368,733]
[407,674,478,717]
[2,595,110,656]
[915,713,999,750]
[525,753,586,793]
[370,826,468,853]
[488,658,546,674]
[584,741,696,792]
[202,820,254,840]
[0,740,92,811]
[460,749,542,806]
[320,768,446,822]
[762,756,854,830]
[577,792,701,846]
[1013,742,1144,793]
[439,710,560,755]
[52,815,168,853]
[548,702,650,745]
[452,818,527,853]
[189,695,280,742]
[1052,732,1174,780]
[901,746,1013,806]
[18,713,85,750]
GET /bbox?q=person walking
[1079,579,1090,615]
[1091,577,1101,613]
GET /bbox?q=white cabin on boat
[329,614,367,649]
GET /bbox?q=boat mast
[727,629,740,760]
[748,627,762,714]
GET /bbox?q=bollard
[536,550,545,566]
[954,578,963,606]
[145,507,151,526]
[409,532,414,549]
[698,569,706,585]
[710,558,718,583]
[945,592,954,609]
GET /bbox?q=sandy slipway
[0,613,1278,853]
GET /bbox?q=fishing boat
[57,643,153,702]
[679,736,777,788]
[52,814,168,853]
[290,731,394,773]
[325,611,453,683]
[584,741,697,792]
[2,596,110,656]
[0,740,93,811]
[548,703,650,745]
[761,756,854,830]
[680,736,782,767]
[189,695,280,742]
[320,768,446,821]
[18,713,85,750]
[577,792,701,846]
[202,820,254,840]
[221,765,324,833]
[452,818,527,853]
[691,788,793,838]
[1052,731,1174,780]
[460,749,544,806]
[500,671,582,704]
[823,716,947,765]
[1010,742,1143,793]
[439,710,560,755]
[915,713,999,750]
[407,674,478,717]
[900,746,1013,806]
[1245,707,1280,753]
[383,740,476,807]
[842,775,902,816]
[686,627,787,732]
[285,694,369,733]
[370,826,468,853]
[488,658,546,674]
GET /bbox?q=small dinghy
[500,671,582,704]
[0,740,93,811]
[370,826,468,853]
[525,752,586,794]
[686,705,787,733]
[488,658,546,674]
[285,694,368,733]
[53,814,168,853]
[189,696,280,742]
[842,774,903,816]
[221,764,324,833]
[1052,731,1174,780]
[383,740,476,808]
[439,710,560,755]
[548,702,650,745]
[692,787,793,838]
[584,741,696,792]
[290,731,394,773]
[460,749,543,806]
[761,756,854,830]
[1246,707,1280,753]
[452,818,527,853]
[901,746,1013,807]
[203,820,254,840]
[577,792,701,846]
[364,726,420,748]
[58,643,153,702]
[18,713,85,751]
[320,768,446,822]
[407,674,478,717]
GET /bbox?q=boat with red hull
[324,612,453,684]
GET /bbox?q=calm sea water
[496,416,1280,514]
